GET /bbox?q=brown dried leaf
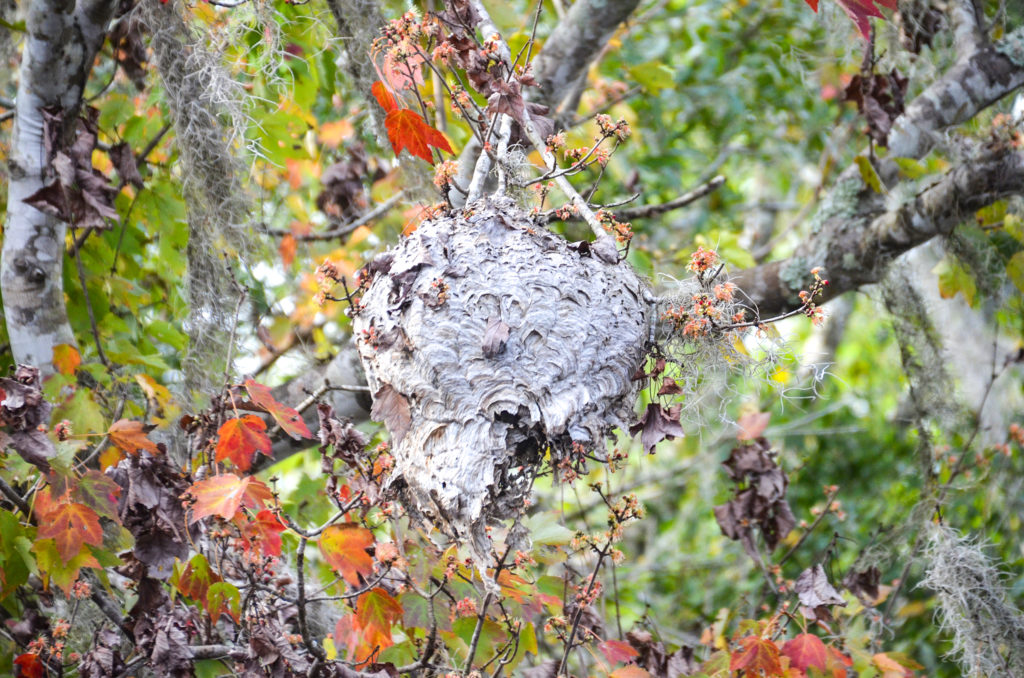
[482,316,511,358]
[795,564,847,610]
[371,384,411,444]
[629,403,685,454]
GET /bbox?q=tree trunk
[1,0,114,372]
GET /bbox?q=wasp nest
[353,197,651,551]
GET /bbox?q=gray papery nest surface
[353,197,651,559]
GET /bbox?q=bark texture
[353,197,650,550]
[532,0,642,118]
[2,0,115,371]
[737,26,1024,316]
[733,150,1024,316]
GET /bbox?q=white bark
[1,0,115,371]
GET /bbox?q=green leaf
[892,157,927,179]
[1006,213,1024,243]
[855,156,884,193]
[628,62,675,94]
[1006,251,1024,293]
[207,581,241,623]
[933,255,977,306]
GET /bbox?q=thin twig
[69,224,112,369]
[778,488,840,567]
[264,192,404,240]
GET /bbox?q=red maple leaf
[36,490,104,563]
[782,633,831,675]
[318,522,374,586]
[356,587,403,651]
[599,639,640,665]
[244,379,312,440]
[371,81,398,114]
[803,0,896,39]
[14,653,45,678]
[184,473,274,522]
[215,415,272,471]
[238,509,287,557]
[730,636,784,677]
[384,108,453,165]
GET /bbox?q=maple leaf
[371,81,398,114]
[782,634,830,675]
[244,379,312,440]
[108,419,161,456]
[215,415,272,471]
[794,564,847,611]
[52,343,81,376]
[175,553,221,601]
[319,522,374,586]
[72,469,121,522]
[14,652,45,678]
[184,473,274,523]
[31,537,101,594]
[238,509,286,557]
[355,587,403,651]
[805,0,896,39]
[600,639,641,665]
[37,498,104,563]
[207,581,241,623]
[629,402,685,454]
[384,108,453,165]
[730,636,784,677]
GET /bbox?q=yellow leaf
[855,155,884,193]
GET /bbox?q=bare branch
[546,175,726,224]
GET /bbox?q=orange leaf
[239,509,286,557]
[371,81,397,114]
[52,343,81,376]
[873,652,917,677]
[384,108,453,165]
[319,523,374,586]
[176,553,221,601]
[184,473,273,523]
[37,500,104,563]
[319,119,355,148]
[730,636,784,677]
[108,419,161,456]
[782,634,830,674]
[14,652,45,678]
[244,379,312,440]
[609,667,651,678]
[355,587,403,652]
[279,233,297,268]
[215,415,272,472]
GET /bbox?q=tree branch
[888,26,1024,159]
[532,0,642,121]
[735,27,1024,316]
[733,150,1024,316]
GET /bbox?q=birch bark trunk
[1,0,114,372]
